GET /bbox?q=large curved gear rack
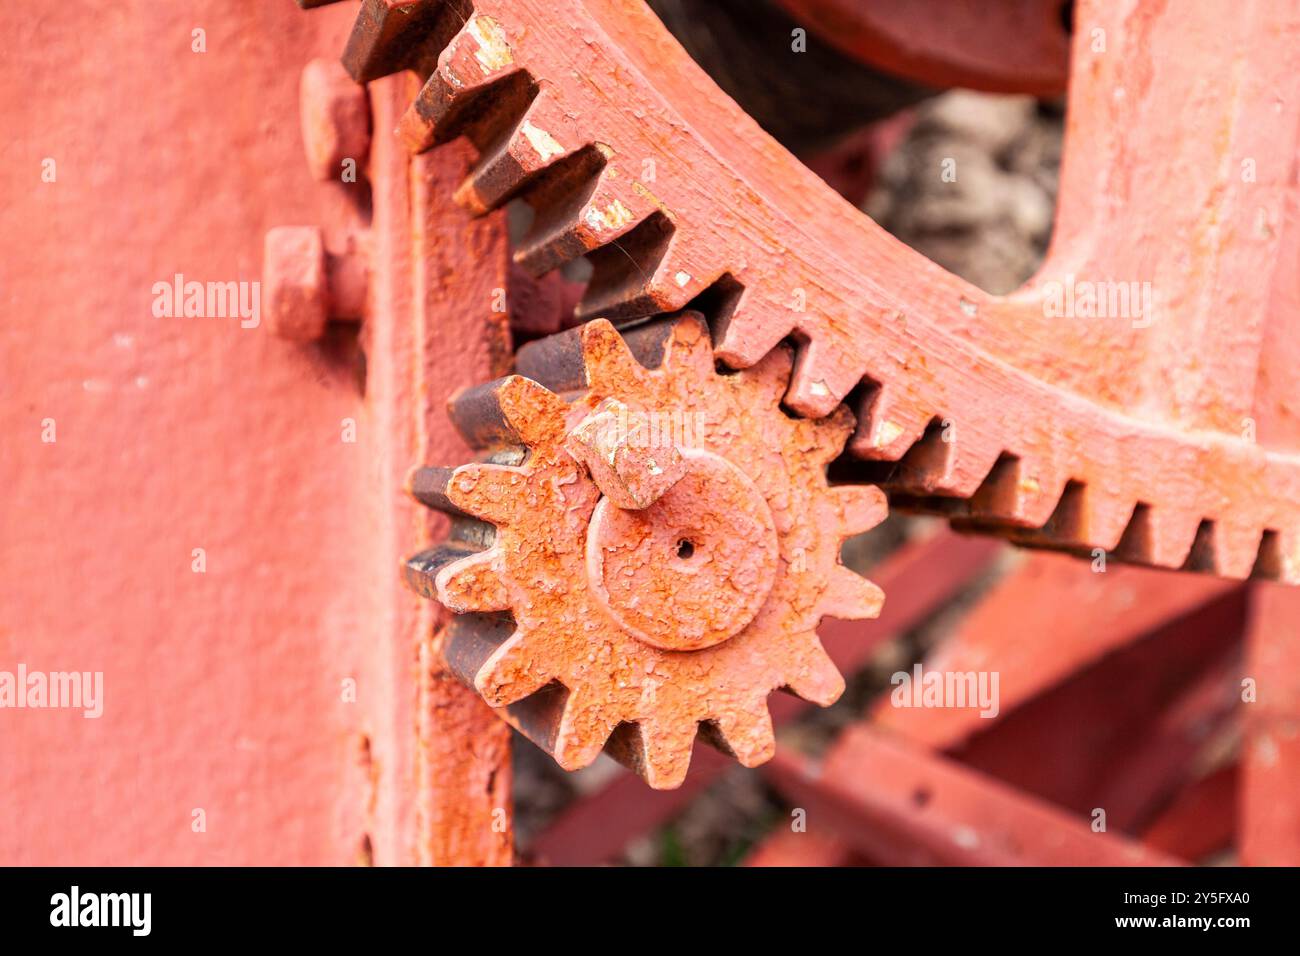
[304,0,1300,586]
[294,0,1300,785]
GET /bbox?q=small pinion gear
[406,313,887,788]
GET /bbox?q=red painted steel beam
[408,129,516,865]
[866,551,1245,832]
[942,586,1246,832]
[527,530,1001,864]
[1141,765,1236,863]
[764,725,1183,866]
[1241,584,1300,865]
[874,552,1239,750]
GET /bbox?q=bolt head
[263,226,328,341]
[300,58,371,183]
[566,400,688,510]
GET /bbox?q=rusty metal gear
[405,314,886,787]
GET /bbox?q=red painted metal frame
[755,556,1254,865]
[1,1,513,866]
[764,724,1181,866]
[1241,584,1300,865]
[873,554,1239,750]
[1142,765,1237,862]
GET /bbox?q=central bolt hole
[675,539,696,560]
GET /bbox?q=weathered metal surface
[765,725,1183,866]
[2,0,514,866]
[10,0,1294,872]
[407,129,517,865]
[299,57,372,183]
[0,0,388,866]
[330,0,1300,585]
[408,314,887,787]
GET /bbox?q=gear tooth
[552,692,620,770]
[639,726,695,790]
[1114,504,1204,570]
[435,549,510,613]
[494,375,570,447]
[606,720,696,789]
[1080,489,1136,552]
[449,375,565,449]
[1186,519,1262,579]
[874,419,949,493]
[833,485,889,537]
[713,291,794,370]
[342,0,448,84]
[739,343,796,405]
[849,384,934,461]
[398,12,525,153]
[475,631,556,708]
[967,454,1071,528]
[705,706,776,768]
[785,335,861,417]
[442,612,517,692]
[796,404,857,467]
[883,419,1004,499]
[579,319,650,391]
[1002,478,1136,553]
[1076,489,1138,548]
[819,567,886,621]
[659,311,717,378]
[940,434,1007,498]
[575,214,712,322]
[454,87,589,215]
[515,163,660,276]
[403,544,480,601]
[1255,528,1300,583]
[781,633,846,706]
[406,465,459,514]
[443,462,527,525]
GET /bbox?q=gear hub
[406,313,887,787]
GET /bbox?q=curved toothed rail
[295,0,1300,783]
[302,0,1300,585]
[405,315,886,787]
